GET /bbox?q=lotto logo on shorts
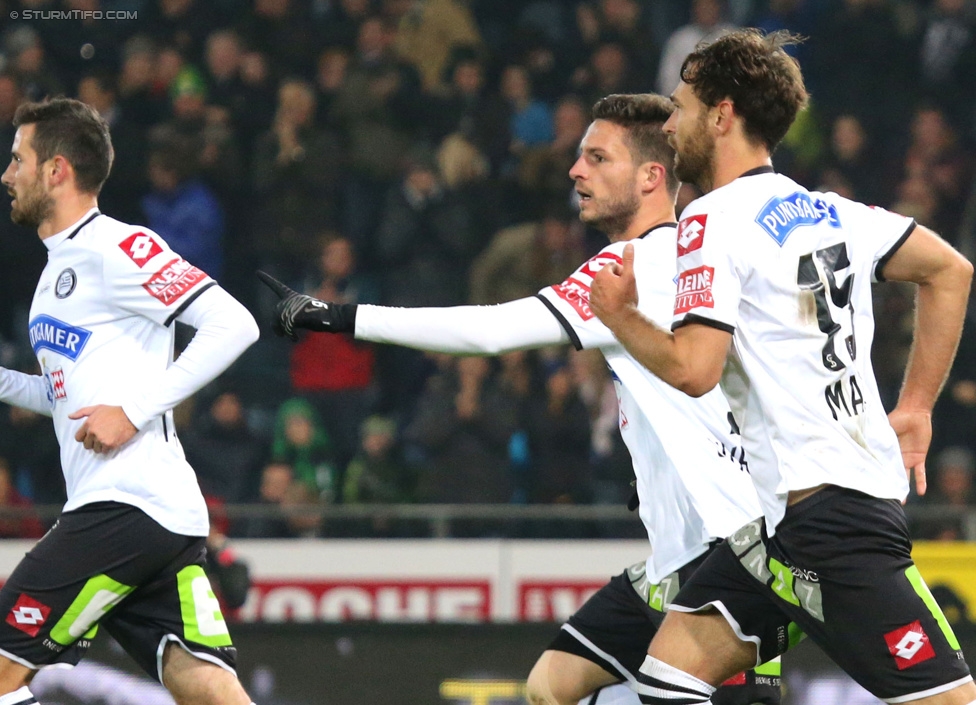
[6,594,51,637]
[674,265,715,314]
[143,258,208,306]
[677,214,707,256]
[884,620,935,670]
[119,232,163,267]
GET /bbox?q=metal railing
[3,503,974,541]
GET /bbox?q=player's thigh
[104,548,238,683]
[527,649,620,704]
[161,642,249,705]
[0,502,193,671]
[766,488,972,703]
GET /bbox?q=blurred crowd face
[260,463,293,503]
[78,77,114,115]
[285,413,315,447]
[211,392,245,428]
[321,237,355,280]
[206,32,242,82]
[317,48,350,92]
[501,65,531,105]
[569,119,640,238]
[277,82,316,127]
[831,115,866,162]
[553,99,588,147]
[0,76,22,124]
[357,17,390,61]
[452,61,484,97]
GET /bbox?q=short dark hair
[679,28,808,153]
[13,97,114,195]
[592,93,679,195]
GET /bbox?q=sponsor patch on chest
[29,315,92,361]
[143,258,208,306]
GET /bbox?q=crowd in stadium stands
[1,0,976,538]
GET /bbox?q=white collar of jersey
[42,207,101,251]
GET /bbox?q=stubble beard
[673,117,716,194]
[10,178,55,229]
[582,189,640,242]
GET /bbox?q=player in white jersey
[259,94,782,705]
[0,99,259,705]
[590,30,975,705]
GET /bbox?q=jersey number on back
[797,242,856,371]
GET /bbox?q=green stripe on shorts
[49,574,134,646]
[905,565,960,650]
[176,565,233,648]
[754,656,782,676]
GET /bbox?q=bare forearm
[898,265,973,411]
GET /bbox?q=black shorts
[0,502,237,682]
[549,549,781,705]
[671,486,972,703]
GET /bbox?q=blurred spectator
[271,398,339,503]
[594,0,661,82]
[921,446,976,541]
[251,79,342,279]
[344,415,413,504]
[0,403,65,506]
[142,132,226,279]
[0,458,44,539]
[403,356,520,507]
[429,48,510,173]
[314,0,373,50]
[78,71,150,225]
[203,29,267,157]
[500,63,553,173]
[234,462,318,538]
[314,46,351,130]
[142,0,224,63]
[917,0,976,131]
[375,147,481,307]
[523,358,592,505]
[469,201,585,305]
[932,319,976,456]
[814,114,891,207]
[117,35,167,128]
[518,94,588,214]
[811,0,917,139]
[332,14,424,248]
[3,26,64,102]
[571,41,639,108]
[656,0,734,95]
[900,105,974,242]
[393,0,483,92]
[181,390,267,504]
[0,75,47,342]
[290,235,379,474]
[236,0,317,77]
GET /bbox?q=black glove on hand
[257,271,358,340]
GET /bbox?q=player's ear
[47,154,72,188]
[714,99,736,136]
[643,162,666,194]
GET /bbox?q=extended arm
[590,243,731,397]
[257,272,570,354]
[880,224,973,493]
[0,368,53,416]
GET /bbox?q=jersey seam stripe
[163,281,218,327]
[66,211,101,240]
[534,294,583,350]
[672,314,735,335]
[874,219,917,282]
[640,222,679,239]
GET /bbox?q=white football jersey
[538,223,764,582]
[27,208,216,536]
[671,168,913,532]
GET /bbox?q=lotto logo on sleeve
[6,594,52,637]
[551,253,622,321]
[677,214,707,256]
[884,621,935,670]
[674,265,715,314]
[143,258,208,306]
[119,232,163,267]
